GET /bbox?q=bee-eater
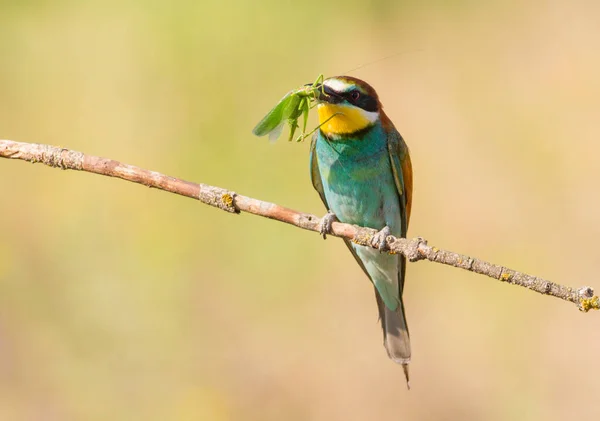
[309,76,413,386]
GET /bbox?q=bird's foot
[319,210,338,239]
[371,226,391,252]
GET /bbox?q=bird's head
[314,76,381,138]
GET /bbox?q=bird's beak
[308,83,342,104]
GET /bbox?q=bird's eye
[350,91,360,101]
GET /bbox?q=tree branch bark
[1,139,598,312]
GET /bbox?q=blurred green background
[1,0,599,419]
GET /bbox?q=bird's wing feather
[386,127,412,229]
[383,125,413,369]
[386,127,412,290]
[309,135,328,208]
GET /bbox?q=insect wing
[282,92,301,120]
[252,91,294,137]
[268,122,284,143]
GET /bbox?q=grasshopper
[252,74,326,143]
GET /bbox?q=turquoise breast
[314,125,402,236]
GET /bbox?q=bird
[309,75,413,387]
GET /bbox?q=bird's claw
[319,211,337,239]
[371,226,391,252]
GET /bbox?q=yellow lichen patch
[221,193,234,207]
[352,230,372,247]
[500,272,512,281]
[580,296,600,312]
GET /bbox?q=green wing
[386,127,413,289]
[309,135,327,207]
[386,128,412,226]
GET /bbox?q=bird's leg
[371,226,391,252]
[319,210,338,239]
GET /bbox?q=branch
[1,139,598,312]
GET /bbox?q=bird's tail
[375,288,411,389]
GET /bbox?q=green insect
[252,74,325,142]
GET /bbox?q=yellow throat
[317,103,378,136]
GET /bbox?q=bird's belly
[326,182,385,227]
[320,166,403,310]
[319,159,401,235]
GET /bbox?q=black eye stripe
[341,90,361,102]
[321,84,379,113]
[347,92,378,113]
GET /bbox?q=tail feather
[375,288,411,388]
